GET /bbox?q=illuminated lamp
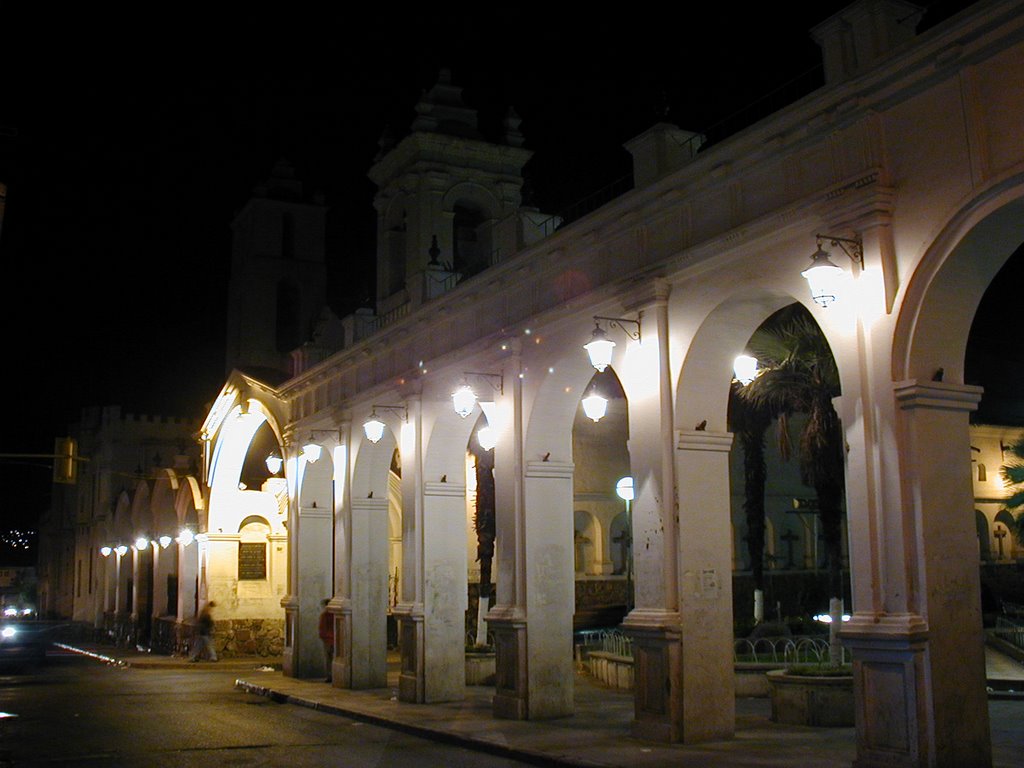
[100,546,112,557]
[265,452,283,474]
[158,535,172,549]
[733,355,758,386]
[581,390,608,422]
[115,545,128,557]
[803,234,863,307]
[615,476,634,502]
[363,417,386,444]
[177,529,195,547]
[477,426,496,451]
[302,442,323,463]
[452,385,477,418]
[584,325,615,372]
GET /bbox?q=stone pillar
[620,279,685,742]
[488,340,529,718]
[348,496,389,688]
[294,503,333,678]
[843,380,990,768]
[331,419,353,688]
[422,479,468,702]
[676,429,735,741]
[521,459,575,718]
[396,392,425,702]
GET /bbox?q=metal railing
[733,635,850,665]
[995,616,1024,651]
[574,628,633,659]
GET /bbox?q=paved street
[0,654,522,767]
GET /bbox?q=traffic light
[53,437,78,484]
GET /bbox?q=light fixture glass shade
[135,536,149,551]
[158,535,173,549]
[363,418,386,444]
[477,425,496,451]
[265,453,283,474]
[115,545,128,557]
[615,476,634,501]
[733,355,758,385]
[100,546,112,557]
[581,392,608,422]
[177,529,195,547]
[801,247,844,307]
[584,327,616,372]
[452,385,477,418]
[302,442,323,463]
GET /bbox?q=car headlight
[1,626,15,640]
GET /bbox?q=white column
[488,341,530,719]
[396,392,426,702]
[522,459,575,718]
[294,503,333,678]
[350,496,389,687]
[621,279,685,742]
[331,419,353,688]
[843,380,991,768]
[422,480,469,702]
[676,429,735,741]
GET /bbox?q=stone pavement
[59,642,1024,768]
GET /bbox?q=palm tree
[728,382,774,620]
[1001,436,1024,538]
[736,305,846,603]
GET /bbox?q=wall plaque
[238,542,266,580]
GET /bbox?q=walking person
[190,601,218,662]
[318,598,334,682]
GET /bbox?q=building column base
[843,615,930,768]
[280,595,299,678]
[331,600,352,689]
[622,609,683,742]
[487,607,528,719]
[393,603,424,703]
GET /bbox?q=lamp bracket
[463,372,504,395]
[816,234,863,266]
[370,404,408,422]
[308,429,342,441]
[593,315,641,342]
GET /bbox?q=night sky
[0,2,998,530]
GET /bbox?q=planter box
[766,669,854,726]
[465,652,496,685]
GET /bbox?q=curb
[233,679,606,768]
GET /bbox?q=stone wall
[215,618,284,657]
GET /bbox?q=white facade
[197,2,1024,766]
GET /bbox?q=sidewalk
[60,642,1024,768]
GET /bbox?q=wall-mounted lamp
[452,372,504,418]
[363,405,408,444]
[115,545,128,557]
[177,529,195,547]
[265,452,283,475]
[584,316,641,372]
[99,546,112,557]
[581,388,609,422]
[802,234,863,307]
[134,536,149,551]
[302,429,342,463]
[158,535,173,549]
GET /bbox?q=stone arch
[894,178,1024,384]
[573,509,601,575]
[150,473,179,618]
[976,510,992,562]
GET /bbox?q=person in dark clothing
[318,598,334,682]
[190,601,218,662]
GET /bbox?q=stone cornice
[894,380,984,412]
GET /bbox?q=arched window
[275,280,301,354]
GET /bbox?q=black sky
[0,2,994,527]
